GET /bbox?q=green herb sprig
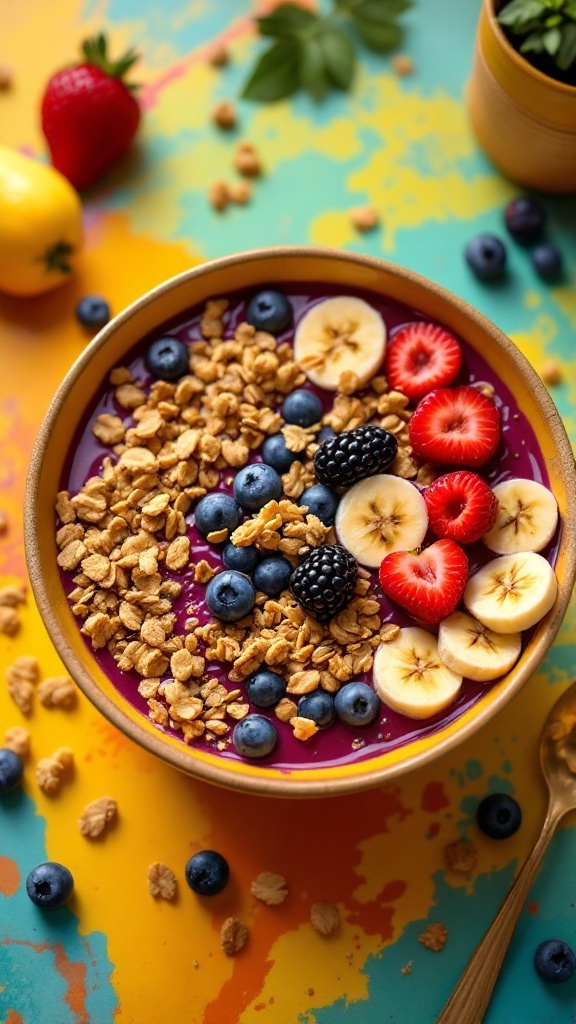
[497,0,576,75]
[241,0,412,103]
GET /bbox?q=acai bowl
[25,248,576,797]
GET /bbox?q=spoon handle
[436,803,565,1024]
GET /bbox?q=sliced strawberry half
[378,539,468,625]
[385,322,462,402]
[408,386,500,468]
[424,471,498,545]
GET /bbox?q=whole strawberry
[41,34,140,191]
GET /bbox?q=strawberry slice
[408,386,500,468]
[378,539,468,625]
[385,322,462,402]
[424,471,499,545]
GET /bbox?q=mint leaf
[353,16,402,52]
[300,37,330,100]
[319,28,356,89]
[352,0,412,22]
[241,38,301,101]
[520,31,545,53]
[257,3,318,38]
[543,25,562,54]
[497,0,547,27]
[558,20,576,67]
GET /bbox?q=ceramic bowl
[25,247,576,797]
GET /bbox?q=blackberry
[290,544,358,621]
[314,425,397,490]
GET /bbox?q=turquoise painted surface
[0,791,118,1023]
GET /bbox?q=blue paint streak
[0,789,118,1024]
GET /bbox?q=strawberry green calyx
[81,33,140,87]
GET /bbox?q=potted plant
[467,0,576,193]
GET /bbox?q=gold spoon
[436,680,576,1024]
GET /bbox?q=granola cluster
[54,294,433,750]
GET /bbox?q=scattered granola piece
[0,606,20,636]
[206,527,229,544]
[4,725,31,759]
[310,901,340,936]
[37,675,77,710]
[208,180,230,211]
[540,360,563,386]
[148,861,178,900]
[392,54,415,76]
[0,64,13,89]
[251,871,289,906]
[0,583,26,607]
[234,140,261,177]
[229,181,252,205]
[221,916,249,955]
[35,747,74,795]
[350,205,379,232]
[401,960,414,975]
[274,697,298,722]
[444,838,478,874]
[212,99,236,130]
[419,922,448,952]
[209,43,229,67]
[79,796,118,838]
[6,655,40,714]
[379,623,401,644]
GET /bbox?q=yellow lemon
[0,146,83,296]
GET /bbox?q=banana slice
[463,551,557,633]
[373,627,462,719]
[335,475,428,568]
[438,611,522,682]
[294,295,386,390]
[482,478,558,554]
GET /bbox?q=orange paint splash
[0,856,20,896]
[201,784,411,1023]
[421,781,450,812]
[5,1011,24,1024]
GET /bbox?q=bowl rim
[25,245,576,797]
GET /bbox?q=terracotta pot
[467,0,576,193]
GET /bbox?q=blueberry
[75,295,110,330]
[299,483,339,527]
[465,234,507,280]
[282,389,323,428]
[233,714,278,758]
[247,670,286,708]
[334,682,380,727]
[26,862,74,909]
[253,555,293,597]
[233,464,283,512]
[222,542,259,575]
[261,434,300,474]
[531,243,563,281]
[185,850,229,896]
[245,289,292,334]
[476,793,522,839]
[145,337,189,381]
[534,939,576,984]
[298,691,335,727]
[194,494,243,538]
[0,748,24,792]
[505,196,546,244]
[318,425,336,444]
[205,570,255,622]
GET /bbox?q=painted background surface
[2,1,576,1021]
